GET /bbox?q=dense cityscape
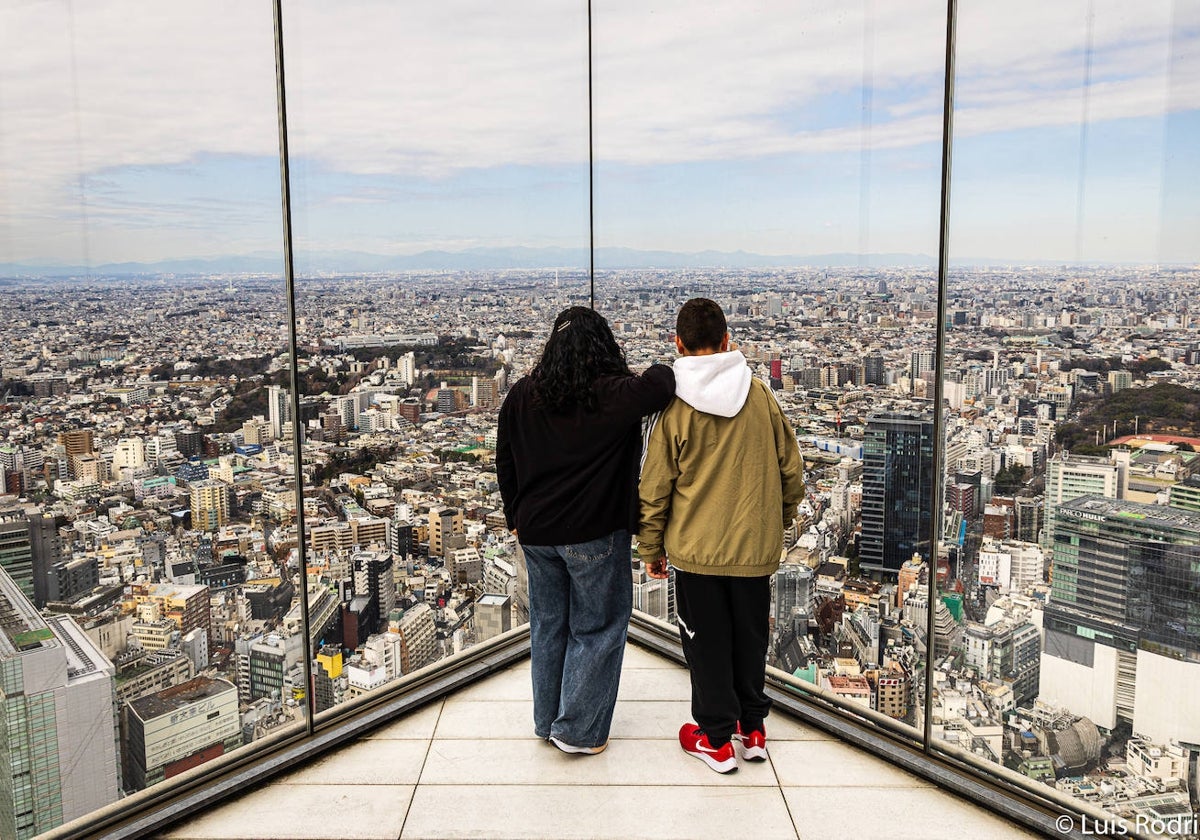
[1,265,1199,838]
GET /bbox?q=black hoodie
[496,365,674,545]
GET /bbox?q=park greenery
[1056,382,1200,454]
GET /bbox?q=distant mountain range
[0,246,1135,279]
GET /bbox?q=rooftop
[1064,494,1200,530]
[129,676,237,721]
[0,566,52,654]
[161,642,1039,840]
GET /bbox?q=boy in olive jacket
[638,298,805,774]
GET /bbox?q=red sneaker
[678,723,738,773]
[734,723,767,761]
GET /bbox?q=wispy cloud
[0,0,1196,263]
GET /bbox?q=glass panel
[941,0,1200,828]
[281,1,590,711]
[0,2,294,835]
[593,0,946,741]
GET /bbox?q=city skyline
[3,2,1200,835]
[2,0,1197,271]
[2,266,1200,836]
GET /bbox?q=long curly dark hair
[530,306,632,413]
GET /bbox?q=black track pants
[674,567,772,747]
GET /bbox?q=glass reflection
[591,0,945,737]
[280,0,590,711]
[0,1,291,835]
[942,0,1200,831]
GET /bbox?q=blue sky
[0,0,1196,268]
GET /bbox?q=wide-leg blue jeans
[521,529,632,749]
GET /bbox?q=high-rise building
[352,549,395,632]
[860,412,935,575]
[908,350,935,383]
[1041,453,1124,548]
[57,429,94,479]
[145,433,179,467]
[632,564,670,621]
[427,507,463,558]
[982,501,1014,540]
[435,383,464,413]
[896,556,924,608]
[448,546,482,586]
[389,517,416,573]
[247,635,289,701]
[396,602,438,673]
[189,478,231,532]
[46,556,99,606]
[267,384,292,441]
[1041,495,1200,745]
[122,676,240,791]
[361,632,405,683]
[0,567,119,839]
[862,353,885,386]
[130,582,213,652]
[773,563,814,624]
[313,647,342,713]
[1013,493,1044,543]
[946,481,977,518]
[0,511,34,601]
[112,436,147,480]
[1167,474,1200,513]
[398,351,416,386]
[71,452,107,486]
[238,418,264,445]
[174,429,204,459]
[471,375,497,409]
[977,538,1044,593]
[1107,369,1133,393]
[963,618,1040,706]
[474,593,512,642]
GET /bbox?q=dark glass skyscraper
[1049,495,1200,657]
[860,412,935,576]
[1041,496,1200,741]
[861,353,885,386]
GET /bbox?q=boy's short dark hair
[676,298,727,352]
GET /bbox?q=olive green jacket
[637,366,805,578]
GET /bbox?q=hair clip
[556,320,571,332]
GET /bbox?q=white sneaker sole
[549,736,607,755]
[738,743,768,761]
[683,747,738,773]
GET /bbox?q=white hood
[672,350,752,418]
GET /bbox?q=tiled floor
[160,644,1041,839]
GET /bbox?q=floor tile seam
[769,777,803,840]
[409,780,783,787]
[240,781,399,789]
[271,780,424,786]
[167,835,404,840]
[400,700,446,839]
[255,778,829,789]
[403,781,794,790]
[778,783,952,790]
[164,834,404,840]
[777,782,938,789]
[425,736,680,740]
[417,735,839,742]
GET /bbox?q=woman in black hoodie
[496,306,674,754]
